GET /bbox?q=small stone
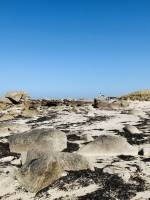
[124,125,142,134]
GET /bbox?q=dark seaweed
[63,142,79,153]
[0,142,20,159]
[118,155,136,161]
[67,134,81,141]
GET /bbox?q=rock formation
[5,91,29,104]
[93,98,129,110]
[78,135,138,156]
[16,151,92,193]
[8,128,67,155]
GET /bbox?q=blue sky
[0,0,150,98]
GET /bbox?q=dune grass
[120,90,150,101]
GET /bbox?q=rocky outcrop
[64,99,93,107]
[93,98,129,110]
[40,99,93,107]
[15,151,92,193]
[25,150,93,172]
[78,135,138,156]
[5,91,30,104]
[41,99,63,107]
[8,127,93,193]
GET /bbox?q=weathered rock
[123,125,142,134]
[25,150,93,171]
[64,99,93,107]
[41,99,63,107]
[78,135,138,156]
[93,98,129,110]
[5,91,29,104]
[8,128,67,154]
[16,151,92,193]
[15,156,62,193]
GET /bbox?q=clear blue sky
[0,0,150,98]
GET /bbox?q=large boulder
[78,135,138,156]
[5,91,29,104]
[25,150,93,172]
[16,151,92,193]
[8,128,67,155]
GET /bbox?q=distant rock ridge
[93,98,129,109]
